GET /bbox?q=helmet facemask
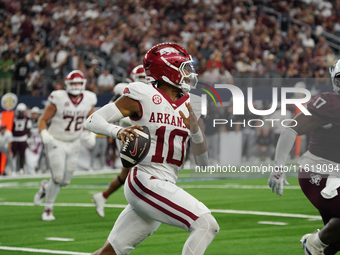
[333,73,340,95]
[131,65,146,83]
[133,74,146,83]
[330,60,340,95]
[160,55,198,93]
[178,57,198,93]
[66,81,86,95]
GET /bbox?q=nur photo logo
[198,84,312,128]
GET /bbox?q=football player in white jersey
[92,65,147,217]
[24,107,42,175]
[86,43,219,255]
[33,70,97,221]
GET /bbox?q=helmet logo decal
[123,88,130,94]
[159,47,179,56]
[152,94,162,104]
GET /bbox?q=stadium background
[0,0,339,254]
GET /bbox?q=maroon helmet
[130,65,146,82]
[65,70,87,95]
[143,42,197,93]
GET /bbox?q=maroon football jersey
[12,116,31,137]
[307,92,340,163]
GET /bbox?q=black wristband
[117,175,125,185]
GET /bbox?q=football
[120,126,151,168]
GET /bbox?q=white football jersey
[123,82,201,183]
[47,90,97,142]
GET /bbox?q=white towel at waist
[321,175,340,199]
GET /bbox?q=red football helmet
[130,65,146,82]
[143,42,197,93]
[65,70,87,96]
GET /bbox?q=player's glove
[85,131,96,148]
[40,129,55,145]
[268,167,289,196]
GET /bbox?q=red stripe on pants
[127,169,194,228]
[132,168,199,221]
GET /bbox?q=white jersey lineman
[47,90,97,141]
[45,90,97,186]
[35,89,97,221]
[34,69,98,222]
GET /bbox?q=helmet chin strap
[181,84,191,93]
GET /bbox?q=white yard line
[0,246,90,255]
[0,202,321,220]
[258,221,288,225]
[45,237,74,242]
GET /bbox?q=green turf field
[0,170,321,255]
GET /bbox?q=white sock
[44,179,60,211]
[314,232,328,249]
[182,214,219,255]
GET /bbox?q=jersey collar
[154,87,189,110]
[68,93,84,106]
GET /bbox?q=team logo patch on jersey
[310,173,322,186]
[65,102,69,107]
[123,88,130,94]
[152,95,162,104]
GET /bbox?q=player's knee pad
[60,172,73,187]
[52,173,63,184]
[60,179,70,187]
[190,213,219,237]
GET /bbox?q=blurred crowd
[280,0,340,36]
[0,0,339,97]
